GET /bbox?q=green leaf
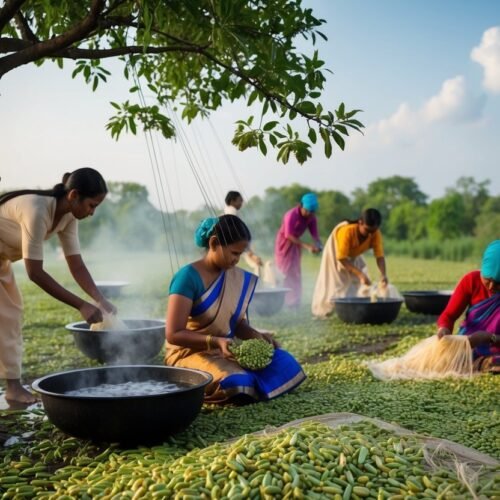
[308,128,317,144]
[320,127,332,158]
[92,76,98,91]
[258,137,267,155]
[248,90,259,106]
[269,134,278,147]
[263,121,279,131]
[128,117,137,135]
[332,131,345,150]
[337,102,345,119]
[296,101,316,114]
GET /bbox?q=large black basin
[66,319,165,364]
[251,288,291,316]
[32,366,212,444]
[334,297,403,325]
[402,291,452,315]
[95,281,129,299]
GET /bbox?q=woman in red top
[437,240,500,371]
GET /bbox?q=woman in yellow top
[312,208,388,318]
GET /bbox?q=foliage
[0,0,363,163]
[351,176,427,222]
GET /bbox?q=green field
[1,253,498,498]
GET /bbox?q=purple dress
[274,206,320,308]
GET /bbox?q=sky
[1,0,499,212]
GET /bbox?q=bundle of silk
[90,313,128,332]
[367,335,473,380]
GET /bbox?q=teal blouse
[169,264,205,300]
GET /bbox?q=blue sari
[165,267,305,403]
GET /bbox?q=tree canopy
[0,0,363,164]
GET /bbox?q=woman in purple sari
[274,193,322,309]
[438,240,500,372]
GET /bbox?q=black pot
[95,281,129,299]
[402,291,452,315]
[32,365,212,444]
[66,319,165,364]
[251,288,291,316]
[334,297,403,325]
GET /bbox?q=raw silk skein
[367,335,473,380]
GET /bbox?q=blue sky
[1,0,499,211]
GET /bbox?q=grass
[0,252,498,498]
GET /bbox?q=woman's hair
[361,208,382,227]
[225,191,242,206]
[195,214,251,248]
[345,208,382,227]
[0,168,107,206]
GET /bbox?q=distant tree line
[3,176,496,261]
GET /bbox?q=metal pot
[32,365,212,444]
[251,288,291,316]
[402,291,452,315]
[66,319,165,364]
[95,281,129,299]
[333,297,403,325]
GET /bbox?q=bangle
[206,334,213,350]
[491,334,498,345]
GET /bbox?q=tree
[386,200,427,241]
[351,176,427,223]
[427,194,467,240]
[0,0,363,164]
[445,176,490,236]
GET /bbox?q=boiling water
[65,380,183,397]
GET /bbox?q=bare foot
[5,380,38,404]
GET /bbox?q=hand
[215,337,235,359]
[97,297,117,315]
[360,274,371,286]
[437,327,452,339]
[260,332,280,348]
[380,275,388,287]
[80,302,103,324]
[311,245,321,254]
[253,255,263,266]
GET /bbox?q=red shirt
[437,270,490,331]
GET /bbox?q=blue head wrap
[481,240,500,282]
[301,193,319,212]
[194,217,219,248]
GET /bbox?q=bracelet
[206,334,213,350]
[491,334,498,345]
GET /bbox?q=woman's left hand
[380,275,389,286]
[98,297,117,315]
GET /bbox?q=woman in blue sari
[438,240,500,372]
[165,215,306,403]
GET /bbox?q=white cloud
[422,76,483,122]
[471,26,500,93]
[351,76,485,149]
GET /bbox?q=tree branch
[0,0,26,32]
[0,0,106,78]
[14,11,38,43]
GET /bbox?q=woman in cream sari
[312,209,390,318]
[165,215,305,404]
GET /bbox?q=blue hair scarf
[195,217,219,248]
[301,193,318,212]
[481,240,500,282]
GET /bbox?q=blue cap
[301,193,319,212]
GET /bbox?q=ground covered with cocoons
[0,255,498,498]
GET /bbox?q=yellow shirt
[0,194,80,262]
[334,223,384,260]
